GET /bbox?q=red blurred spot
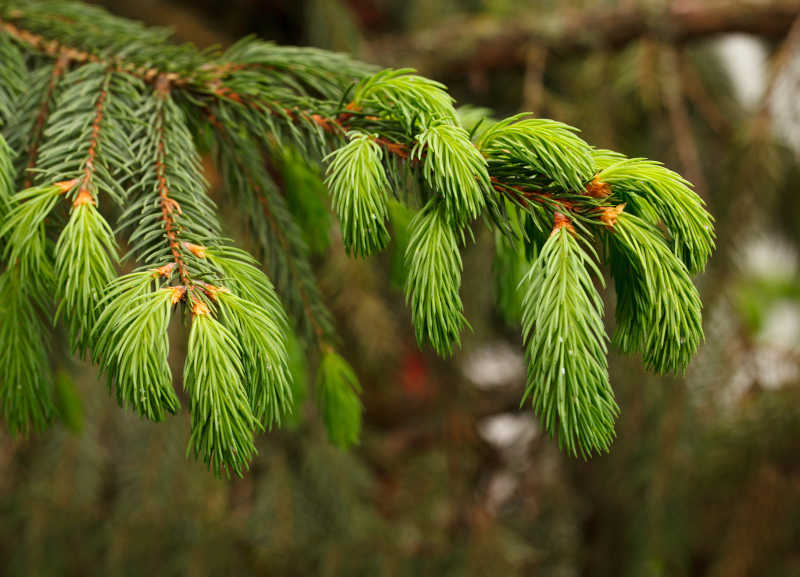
[400,350,431,400]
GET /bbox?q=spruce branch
[55,198,118,353]
[184,308,259,478]
[216,290,293,428]
[0,183,61,294]
[594,156,715,275]
[0,134,12,212]
[2,64,57,181]
[325,131,392,257]
[280,147,332,256]
[478,115,594,193]
[0,271,54,435]
[414,122,490,225]
[204,245,294,427]
[607,212,704,374]
[92,271,181,421]
[317,350,363,449]
[39,65,137,351]
[404,202,469,356]
[0,0,717,469]
[0,33,25,129]
[520,218,617,457]
[351,68,456,130]
[493,203,529,325]
[122,80,218,281]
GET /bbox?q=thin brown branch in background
[24,53,69,188]
[369,1,800,74]
[678,52,731,137]
[755,14,800,133]
[661,45,707,198]
[522,46,547,115]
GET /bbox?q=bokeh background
[2,1,800,575]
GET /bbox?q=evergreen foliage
[325,131,392,257]
[0,0,714,474]
[0,271,53,434]
[405,202,469,356]
[93,272,180,421]
[317,350,363,448]
[521,222,616,456]
[607,212,704,373]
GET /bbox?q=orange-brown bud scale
[551,211,575,235]
[55,179,80,194]
[155,75,172,96]
[169,285,186,304]
[160,195,181,215]
[192,300,210,316]
[375,137,411,159]
[310,113,332,130]
[201,283,230,301]
[154,262,176,278]
[585,177,611,198]
[337,101,362,123]
[183,242,207,259]
[599,203,626,228]
[72,188,96,207]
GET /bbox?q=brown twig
[0,18,189,87]
[755,14,800,133]
[522,46,547,115]
[678,51,731,137]
[660,45,707,198]
[24,53,69,188]
[368,1,800,74]
[77,73,110,202]
[154,76,190,287]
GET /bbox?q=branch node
[192,300,210,316]
[169,285,187,304]
[585,177,611,198]
[183,242,207,259]
[153,262,176,278]
[55,179,80,194]
[598,203,626,228]
[72,188,96,207]
[200,283,230,301]
[551,211,575,235]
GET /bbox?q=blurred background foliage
[2,0,800,575]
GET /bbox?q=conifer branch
[325,131,392,257]
[404,202,469,356]
[520,217,617,457]
[0,271,54,435]
[92,271,181,421]
[154,79,191,286]
[317,349,363,448]
[0,135,13,212]
[184,310,259,478]
[0,0,716,472]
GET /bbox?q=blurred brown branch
[661,45,708,197]
[367,1,800,73]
